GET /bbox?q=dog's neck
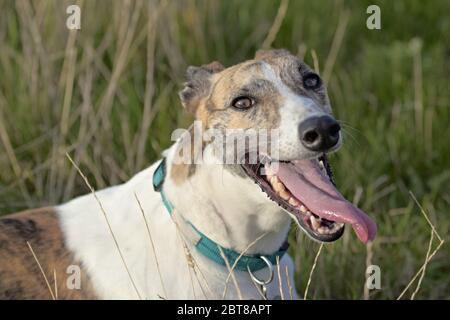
[163,143,291,256]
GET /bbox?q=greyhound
[0,49,376,299]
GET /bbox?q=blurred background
[0,0,448,299]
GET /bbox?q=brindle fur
[0,208,97,299]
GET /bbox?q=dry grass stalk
[411,230,434,300]
[135,0,159,170]
[397,236,443,300]
[396,191,445,300]
[304,243,324,300]
[171,211,212,299]
[285,265,294,300]
[262,0,289,49]
[363,241,374,300]
[294,232,302,290]
[66,153,143,300]
[82,1,144,149]
[311,49,320,74]
[63,58,95,200]
[187,251,214,299]
[411,39,424,145]
[276,255,285,300]
[409,191,443,242]
[186,256,197,299]
[134,192,168,299]
[53,269,58,300]
[0,98,33,206]
[53,22,79,202]
[322,9,350,84]
[218,246,244,300]
[26,241,56,300]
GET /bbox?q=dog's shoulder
[0,208,98,299]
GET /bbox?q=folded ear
[179,61,225,114]
[255,49,290,60]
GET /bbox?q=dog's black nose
[298,115,341,152]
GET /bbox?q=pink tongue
[270,160,377,243]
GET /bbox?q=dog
[0,49,376,300]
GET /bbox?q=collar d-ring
[247,255,274,285]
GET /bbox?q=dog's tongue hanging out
[271,159,377,243]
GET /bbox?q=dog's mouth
[241,155,377,243]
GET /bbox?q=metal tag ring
[247,256,274,286]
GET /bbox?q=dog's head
[178,49,376,244]
[180,49,340,159]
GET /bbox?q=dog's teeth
[270,176,279,183]
[300,205,307,213]
[318,159,328,175]
[317,226,329,235]
[331,224,340,232]
[276,182,286,192]
[269,175,289,194]
[279,189,290,200]
[310,216,320,230]
[288,197,299,206]
[271,179,285,193]
[335,222,345,230]
[319,159,324,168]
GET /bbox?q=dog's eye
[303,73,321,90]
[232,96,255,110]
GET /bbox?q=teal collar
[152,158,289,273]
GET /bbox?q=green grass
[0,0,448,299]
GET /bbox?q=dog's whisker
[338,121,368,141]
[341,128,361,147]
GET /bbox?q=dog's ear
[179,61,225,114]
[255,49,290,60]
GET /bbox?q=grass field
[0,0,448,299]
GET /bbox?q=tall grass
[0,0,448,299]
